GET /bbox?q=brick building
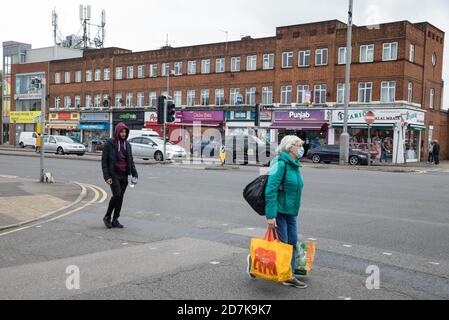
[11,19,448,162]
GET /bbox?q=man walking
[428,141,434,164]
[433,140,441,166]
[101,122,138,229]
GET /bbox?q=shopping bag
[294,240,317,276]
[250,228,293,283]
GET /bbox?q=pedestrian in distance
[381,138,388,163]
[428,141,435,164]
[433,140,441,166]
[101,122,138,229]
[264,135,307,289]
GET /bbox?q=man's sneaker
[282,278,308,289]
[112,220,124,229]
[103,217,112,229]
[246,255,256,279]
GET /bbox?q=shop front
[47,112,81,142]
[271,109,329,156]
[113,111,145,131]
[10,111,41,146]
[225,110,274,143]
[144,111,182,143]
[329,107,426,163]
[78,112,111,144]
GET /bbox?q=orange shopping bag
[250,228,293,283]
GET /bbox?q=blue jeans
[276,213,298,272]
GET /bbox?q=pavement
[0,155,449,300]
[0,175,84,230]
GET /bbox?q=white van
[19,132,38,148]
[128,129,160,140]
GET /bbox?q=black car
[306,144,370,165]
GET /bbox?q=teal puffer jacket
[265,152,304,220]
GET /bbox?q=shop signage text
[178,111,224,122]
[10,111,42,124]
[274,110,326,122]
[333,109,425,126]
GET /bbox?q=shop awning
[46,123,78,130]
[410,125,426,131]
[271,122,327,130]
[332,124,394,129]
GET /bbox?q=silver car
[129,137,187,162]
[43,135,86,156]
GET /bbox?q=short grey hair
[278,135,304,153]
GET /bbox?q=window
[174,90,182,107]
[338,47,347,65]
[281,85,292,105]
[246,55,257,71]
[104,68,110,81]
[230,88,240,105]
[115,93,123,107]
[75,95,81,108]
[201,89,210,106]
[188,61,196,75]
[64,96,72,109]
[86,70,92,82]
[162,63,170,76]
[75,70,82,83]
[298,50,311,67]
[150,64,158,77]
[360,44,374,63]
[358,82,373,103]
[64,72,71,84]
[187,90,196,107]
[246,87,256,105]
[201,60,210,74]
[137,92,145,107]
[314,84,327,104]
[337,83,345,104]
[149,92,157,107]
[430,89,435,109]
[138,65,145,78]
[126,93,133,107]
[85,95,92,108]
[174,62,183,75]
[297,85,310,104]
[55,96,61,109]
[408,82,413,103]
[262,86,273,105]
[381,81,396,102]
[315,48,328,66]
[263,54,274,70]
[383,43,398,61]
[126,66,134,79]
[432,53,437,66]
[231,57,241,72]
[103,94,110,107]
[95,69,101,81]
[216,58,225,73]
[55,73,61,84]
[215,89,225,105]
[409,44,415,63]
[282,52,294,68]
[94,94,101,108]
[116,67,123,80]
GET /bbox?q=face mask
[297,147,305,159]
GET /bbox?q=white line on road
[343,244,353,248]
[308,238,317,241]
[383,252,393,256]
[429,262,440,266]
[209,261,221,265]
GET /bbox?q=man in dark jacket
[101,122,138,229]
[433,140,441,166]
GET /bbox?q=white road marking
[209,261,221,265]
[383,252,393,256]
[122,243,129,246]
[343,244,353,248]
[173,252,181,255]
[308,238,317,241]
[34,226,42,229]
[429,262,440,266]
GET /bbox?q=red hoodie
[114,122,130,174]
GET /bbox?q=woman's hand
[267,218,277,229]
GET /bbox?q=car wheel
[57,147,65,155]
[154,151,164,162]
[312,154,321,164]
[349,156,360,166]
[19,142,25,148]
[77,153,84,156]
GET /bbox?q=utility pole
[340,0,353,165]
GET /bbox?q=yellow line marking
[0,184,100,237]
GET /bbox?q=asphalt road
[0,155,448,300]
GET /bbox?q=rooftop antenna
[52,9,60,46]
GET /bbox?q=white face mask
[297,147,305,159]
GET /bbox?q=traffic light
[157,96,166,125]
[166,100,176,123]
[254,104,261,127]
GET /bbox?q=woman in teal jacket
[265,135,306,289]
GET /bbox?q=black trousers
[434,154,440,165]
[105,173,128,221]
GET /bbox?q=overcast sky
[1,0,448,107]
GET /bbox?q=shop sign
[77,123,110,131]
[178,111,224,122]
[10,111,42,124]
[333,109,425,126]
[113,111,144,124]
[145,112,158,123]
[50,112,80,121]
[81,113,110,122]
[274,110,326,122]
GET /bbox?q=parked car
[306,144,370,165]
[129,136,187,162]
[19,132,38,148]
[42,135,86,156]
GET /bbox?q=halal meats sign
[274,110,326,122]
[333,109,425,126]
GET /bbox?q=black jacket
[101,139,138,181]
[433,143,441,156]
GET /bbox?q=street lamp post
[340,0,353,165]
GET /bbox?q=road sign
[365,111,376,125]
[236,95,244,105]
[220,145,226,165]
